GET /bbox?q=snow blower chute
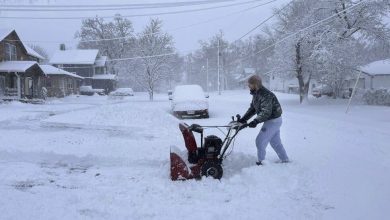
[170,115,247,180]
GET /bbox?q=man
[239,75,289,165]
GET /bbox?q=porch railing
[5,88,18,97]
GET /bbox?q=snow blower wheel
[201,161,223,179]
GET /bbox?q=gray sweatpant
[255,117,289,162]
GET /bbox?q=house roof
[22,43,46,60]
[0,28,14,41]
[95,56,107,67]
[92,74,117,80]
[0,61,44,74]
[50,49,99,65]
[238,73,255,82]
[40,65,84,79]
[244,68,256,74]
[361,59,390,76]
[0,28,45,60]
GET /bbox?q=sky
[0,0,291,57]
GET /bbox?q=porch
[0,61,46,102]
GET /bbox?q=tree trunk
[295,42,311,103]
[149,90,154,101]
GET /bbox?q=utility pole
[206,58,209,93]
[217,38,221,95]
[346,70,362,114]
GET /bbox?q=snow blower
[170,115,247,180]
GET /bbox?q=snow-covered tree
[271,0,390,103]
[28,44,48,63]
[75,15,136,76]
[134,18,178,101]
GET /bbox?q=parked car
[168,90,173,100]
[171,85,209,119]
[109,88,134,96]
[312,86,334,98]
[80,86,95,96]
[80,86,105,96]
[341,88,353,99]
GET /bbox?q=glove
[248,119,259,128]
[238,118,247,124]
[236,114,247,124]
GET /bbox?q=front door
[24,77,33,98]
[0,76,5,96]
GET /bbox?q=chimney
[60,44,66,51]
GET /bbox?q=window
[67,78,73,89]
[5,43,17,61]
[46,78,52,88]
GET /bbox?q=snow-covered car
[109,88,134,96]
[168,90,173,100]
[79,86,95,96]
[80,86,105,96]
[171,85,209,118]
[312,86,334,98]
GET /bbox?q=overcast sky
[0,0,292,57]
[1,0,388,59]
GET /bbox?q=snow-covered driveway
[0,91,389,219]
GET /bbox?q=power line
[42,1,279,63]
[0,0,238,11]
[234,0,368,63]
[51,1,367,70]
[0,0,235,8]
[0,0,266,20]
[5,0,276,44]
[236,0,294,41]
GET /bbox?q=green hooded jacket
[242,86,283,123]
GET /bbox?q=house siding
[0,31,30,62]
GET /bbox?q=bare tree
[28,44,48,63]
[134,18,177,101]
[75,15,136,75]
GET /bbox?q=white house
[269,74,298,93]
[236,68,270,89]
[359,59,390,89]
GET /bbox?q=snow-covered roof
[93,74,117,80]
[22,43,45,60]
[238,73,256,82]
[361,59,390,76]
[0,28,44,60]
[0,28,14,41]
[40,65,84,79]
[50,49,99,65]
[244,68,256,74]
[0,61,44,74]
[95,56,107,67]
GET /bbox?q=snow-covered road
[0,91,389,219]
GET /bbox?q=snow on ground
[0,90,389,219]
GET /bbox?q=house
[269,73,320,94]
[236,68,270,89]
[40,65,84,97]
[0,28,46,102]
[357,59,390,89]
[50,49,117,94]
